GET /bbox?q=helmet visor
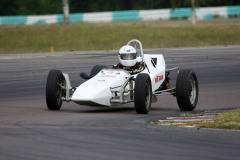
[119,53,136,60]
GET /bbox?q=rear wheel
[176,69,198,111]
[90,65,108,77]
[46,70,65,110]
[134,74,152,114]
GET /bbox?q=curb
[150,109,235,128]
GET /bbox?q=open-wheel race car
[46,39,198,114]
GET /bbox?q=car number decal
[155,75,163,83]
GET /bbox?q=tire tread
[134,73,152,114]
[176,69,198,111]
[46,69,63,110]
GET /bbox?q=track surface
[1,47,240,160]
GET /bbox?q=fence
[0,6,239,25]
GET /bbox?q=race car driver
[115,45,145,74]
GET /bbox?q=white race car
[46,39,198,114]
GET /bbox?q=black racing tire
[176,69,198,111]
[46,69,65,110]
[134,73,152,114]
[90,65,108,77]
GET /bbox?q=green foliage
[170,0,240,9]
[0,0,62,15]
[0,0,18,15]
[0,0,240,15]
[69,0,172,13]
[15,0,62,15]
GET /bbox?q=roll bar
[127,39,145,63]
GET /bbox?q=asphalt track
[0,46,240,160]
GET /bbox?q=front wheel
[134,74,152,114]
[176,69,198,111]
[46,69,65,110]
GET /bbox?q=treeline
[1,0,240,16]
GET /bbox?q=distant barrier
[0,6,239,25]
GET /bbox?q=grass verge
[0,22,240,54]
[198,109,240,130]
[151,109,240,130]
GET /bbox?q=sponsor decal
[100,75,116,78]
[155,75,163,83]
[107,71,114,74]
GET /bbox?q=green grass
[0,22,240,54]
[199,109,240,130]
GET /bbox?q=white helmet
[118,45,137,67]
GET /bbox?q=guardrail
[0,6,239,25]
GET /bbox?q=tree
[62,0,69,24]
